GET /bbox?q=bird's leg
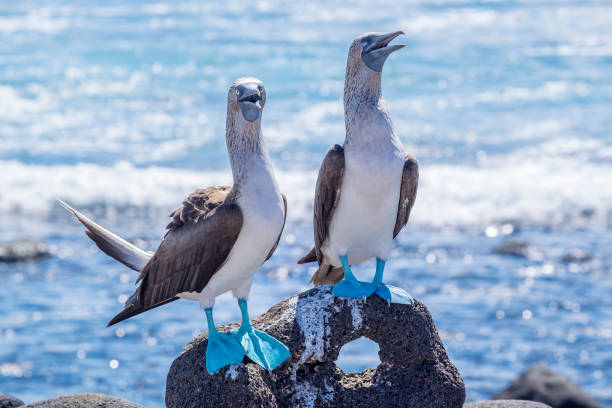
[372,258,414,305]
[230,299,290,371]
[332,255,377,299]
[203,308,244,375]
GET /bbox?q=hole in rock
[336,337,380,373]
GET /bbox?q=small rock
[562,249,592,264]
[25,393,143,408]
[465,401,550,408]
[494,366,602,408]
[166,285,465,408]
[0,393,24,408]
[493,240,543,261]
[0,239,50,263]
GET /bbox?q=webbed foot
[205,331,245,374]
[232,327,290,370]
[231,299,290,371]
[332,277,377,299]
[374,283,414,305]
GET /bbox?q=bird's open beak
[237,87,263,122]
[362,30,405,72]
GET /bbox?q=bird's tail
[57,199,153,272]
[309,263,344,286]
[107,295,178,327]
[297,247,317,264]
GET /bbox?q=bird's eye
[235,89,240,95]
[258,85,263,93]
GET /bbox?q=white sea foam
[1,149,610,230]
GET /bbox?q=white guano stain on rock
[225,364,239,380]
[291,286,338,407]
[347,298,363,331]
[295,287,335,363]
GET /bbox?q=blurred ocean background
[1,0,611,406]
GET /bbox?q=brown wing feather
[393,154,419,238]
[297,144,345,265]
[265,193,287,261]
[166,186,231,231]
[108,188,242,326]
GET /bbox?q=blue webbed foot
[231,299,290,371]
[332,277,377,299]
[205,331,245,374]
[232,327,290,371]
[332,255,377,299]
[374,283,414,305]
[371,258,414,305]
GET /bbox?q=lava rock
[0,393,24,408]
[0,239,50,263]
[465,401,551,408]
[166,285,465,408]
[561,249,592,264]
[492,240,543,261]
[25,394,143,408]
[494,366,602,408]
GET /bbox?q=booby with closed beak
[60,78,290,374]
[298,31,419,304]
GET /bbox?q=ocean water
[1,0,611,406]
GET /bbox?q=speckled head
[227,77,267,123]
[348,31,405,73]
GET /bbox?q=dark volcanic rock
[561,249,592,264]
[0,239,50,263]
[492,240,543,261]
[166,285,465,408]
[465,401,551,408]
[0,393,24,408]
[494,366,602,408]
[25,393,143,408]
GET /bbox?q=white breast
[322,103,405,268]
[178,160,285,308]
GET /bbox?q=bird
[60,77,290,374]
[297,31,418,304]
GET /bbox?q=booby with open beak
[60,78,290,374]
[298,31,419,304]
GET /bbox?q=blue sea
[1,1,611,406]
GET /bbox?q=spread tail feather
[57,198,153,272]
[309,263,344,286]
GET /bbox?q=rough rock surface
[166,285,465,408]
[0,393,24,408]
[492,240,543,260]
[465,401,551,408]
[494,366,602,408]
[25,393,143,408]
[0,239,50,263]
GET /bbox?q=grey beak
[362,30,405,72]
[237,84,263,122]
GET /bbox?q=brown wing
[297,145,345,265]
[265,193,287,261]
[108,188,242,326]
[393,154,419,238]
[166,186,231,231]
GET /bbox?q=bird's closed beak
[361,30,405,72]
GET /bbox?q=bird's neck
[343,73,398,149]
[226,117,277,192]
[343,69,382,108]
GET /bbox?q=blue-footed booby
[298,31,419,304]
[60,78,290,374]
